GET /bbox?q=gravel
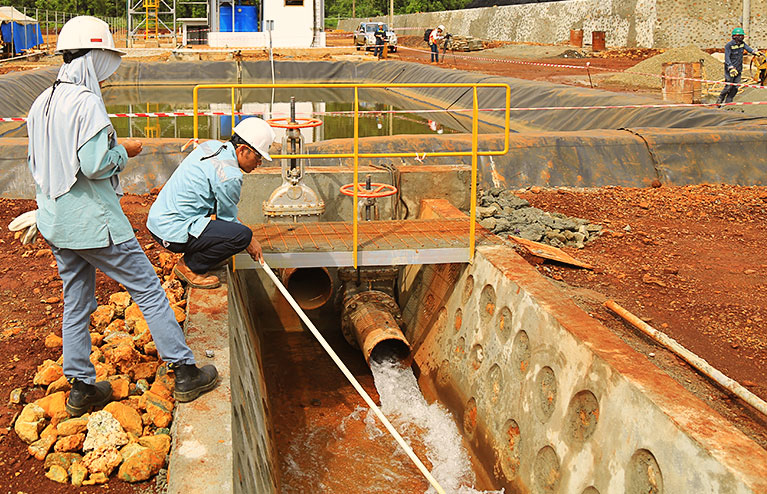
[606,45,722,89]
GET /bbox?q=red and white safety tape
[3,99,767,124]
[399,46,767,91]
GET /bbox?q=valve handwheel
[340,182,398,198]
[266,117,323,129]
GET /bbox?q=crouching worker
[26,16,217,416]
[147,117,276,289]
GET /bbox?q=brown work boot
[173,257,220,289]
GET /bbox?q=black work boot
[66,379,112,417]
[170,363,218,402]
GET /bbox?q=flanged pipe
[281,267,333,310]
[341,290,410,363]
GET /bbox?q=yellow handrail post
[470,87,479,263]
[193,86,199,146]
[231,87,236,132]
[353,87,360,269]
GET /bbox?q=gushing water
[368,352,503,494]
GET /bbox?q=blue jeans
[374,41,384,58]
[430,43,439,62]
[151,219,251,274]
[51,237,196,384]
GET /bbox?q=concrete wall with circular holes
[401,244,767,493]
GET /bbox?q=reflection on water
[106,99,456,143]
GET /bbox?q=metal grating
[234,219,501,269]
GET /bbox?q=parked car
[353,22,397,52]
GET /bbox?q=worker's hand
[246,236,263,265]
[120,139,143,158]
[8,210,38,245]
[754,51,764,59]
[729,66,739,78]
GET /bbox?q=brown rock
[44,333,63,348]
[117,448,165,482]
[105,402,143,436]
[57,416,89,436]
[83,471,109,485]
[70,461,88,486]
[149,380,172,401]
[95,362,116,381]
[650,178,662,188]
[173,305,186,323]
[55,433,85,452]
[35,391,67,419]
[46,464,69,483]
[90,332,104,346]
[104,318,127,335]
[140,391,174,428]
[29,434,58,461]
[44,296,61,304]
[126,361,160,381]
[82,445,122,475]
[144,341,157,356]
[90,305,115,332]
[14,403,46,444]
[139,433,171,458]
[44,451,82,471]
[33,360,63,386]
[102,340,140,368]
[46,375,71,395]
[124,303,145,331]
[109,291,132,317]
[530,186,542,194]
[133,322,153,348]
[109,376,131,400]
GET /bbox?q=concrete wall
[339,0,767,49]
[400,246,767,493]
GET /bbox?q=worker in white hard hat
[429,25,446,64]
[146,117,276,290]
[23,16,218,416]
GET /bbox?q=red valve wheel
[340,183,398,198]
[266,117,323,129]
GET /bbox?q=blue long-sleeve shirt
[724,39,755,71]
[146,141,243,243]
[35,126,133,250]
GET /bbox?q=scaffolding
[127,0,177,47]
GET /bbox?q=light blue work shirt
[146,141,243,243]
[34,127,133,250]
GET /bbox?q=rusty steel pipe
[280,267,333,310]
[342,290,410,363]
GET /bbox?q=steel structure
[127,0,178,46]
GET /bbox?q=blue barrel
[219,4,258,32]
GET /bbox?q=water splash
[368,353,504,494]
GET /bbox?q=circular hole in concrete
[435,306,448,332]
[499,419,521,480]
[488,364,503,405]
[497,306,513,343]
[582,487,600,494]
[626,449,663,494]
[463,397,478,438]
[533,445,561,493]
[536,366,557,422]
[510,330,531,380]
[437,359,450,386]
[462,275,474,304]
[455,336,466,359]
[454,308,463,333]
[479,284,496,323]
[469,344,484,371]
[565,390,599,444]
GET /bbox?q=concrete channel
[2,60,767,493]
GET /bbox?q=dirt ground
[2,31,767,492]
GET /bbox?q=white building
[207,0,325,48]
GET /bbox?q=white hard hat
[438,25,445,31]
[378,22,383,25]
[233,118,276,161]
[56,16,126,56]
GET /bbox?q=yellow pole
[469,87,478,262]
[193,86,199,145]
[231,87,235,132]
[353,87,359,268]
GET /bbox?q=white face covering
[27,49,123,199]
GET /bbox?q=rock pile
[477,187,602,248]
[11,252,185,486]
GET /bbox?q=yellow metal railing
[192,83,511,267]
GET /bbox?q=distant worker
[24,16,218,415]
[429,25,446,64]
[147,117,276,289]
[374,22,387,59]
[716,27,762,106]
